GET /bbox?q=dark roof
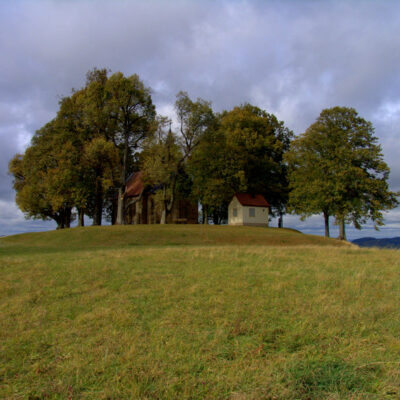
[125,171,144,197]
[234,193,270,207]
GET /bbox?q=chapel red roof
[125,171,144,197]
[234,193,270,207]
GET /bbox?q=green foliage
[83,137,120,192]
[82,68,115,141]
[190,104,293,221]
[286,106,399,235]
[105,71,156,163]
[221,105,292,209]
[175,91,214,156]
[105,72,156,224]
[9,120,81,228]
[141,93,214,223]
[9,68,154,227]
[188,121,236,221]
[82,137,120,222]
[55,88,103,221]
[142,118,182,189]
[141,118,183,221]
[10,70,397,234]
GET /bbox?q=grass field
[1,225,399,399]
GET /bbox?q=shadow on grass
[285,358,381,398]
[0,225,347,258]
[0,242,189,257]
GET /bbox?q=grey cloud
[1,0,400,236]
[0,126,25,201]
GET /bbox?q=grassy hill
[0,224,345,255]
[1,226,399,399]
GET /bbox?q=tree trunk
[116,134,129,225]
[111,194,118,225]
[93,202,102,225]
[160,209,166,224]
[278,212,283,228]
[160,191,170,224]
[56,219,64,229]
[338,218,346,240]
[64,207,71,228]
[115,188,125,225]
[78,208,85,227]
[203,206,208,225]
[160,187,174,225]
[213,211,219,225]
[55,210,64,229]
[160,188,167,224]
[93,178,103,226]
[324,211,330,238]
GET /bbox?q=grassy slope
[0,226,399,399]
[0,225,345,255]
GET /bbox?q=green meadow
[1,225,399,399]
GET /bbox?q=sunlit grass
[0,225,346,256]
[0,226,399,399]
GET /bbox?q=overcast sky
[1,0,400,239]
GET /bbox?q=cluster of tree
[142,101,293,225]
[10,69,156,228]
[9,69,398,238]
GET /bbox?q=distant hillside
[352,236,400,249]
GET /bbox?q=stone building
[123,171,198,224]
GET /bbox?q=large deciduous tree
[79,68,119,225]
[188,118,233,224]
[106,72,156,225]
[47,79,120,227]
[190,104,292,224]
[9,121,80,228]
[175,91,214,157]
[141,118,182,224]
[285,106,398,239]
[142,93,214,224]
[9,69,122,228]
[221,105,293,219]
[82,137,120,226]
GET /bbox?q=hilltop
[1,226,399,399]
[0,224,348,255]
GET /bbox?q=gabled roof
[234,193,270,207]
[125,171,144,197]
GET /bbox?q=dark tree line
[9,69,398,238]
